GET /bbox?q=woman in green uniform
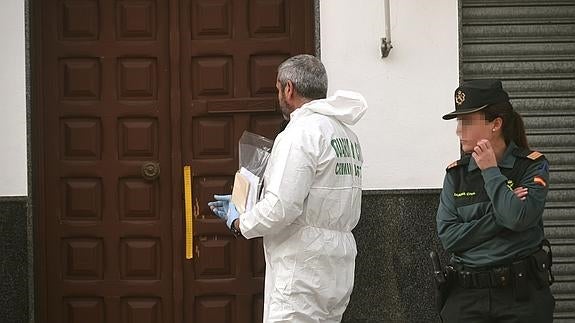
[437,79,555,322]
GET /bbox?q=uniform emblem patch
[526,151,543,160]
[455,90,466,106]
[533,175,547,187]
[454,191,476,198]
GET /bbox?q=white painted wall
[0,1,459,195]
[321,0,461,189]
[0,0,27,196]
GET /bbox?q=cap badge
[455,90,466,106]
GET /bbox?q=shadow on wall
[343,191,445,323]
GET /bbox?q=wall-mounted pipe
[381,0,393,58]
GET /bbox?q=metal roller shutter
[460,0,575,321]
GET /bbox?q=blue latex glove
[208,194,231,218]
[207,194,239,229]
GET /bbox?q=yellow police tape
[183,165,193,259]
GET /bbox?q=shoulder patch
[526,151,543,160]
[513,148,545,161]
[446,161,458,170]
[446,155,471,171]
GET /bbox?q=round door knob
[141,162,160,181]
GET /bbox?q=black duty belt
[455,265,512,289]
[453,250,546,289]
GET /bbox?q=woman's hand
[513,186,528,201]
[472,139,498,170]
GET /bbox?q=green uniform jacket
[436,141,550,268]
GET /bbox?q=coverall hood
[292,90,368,125]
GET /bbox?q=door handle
[183,165,194,259]
[141,162,160,180]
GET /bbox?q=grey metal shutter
[460,0,575,321]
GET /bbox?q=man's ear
[284,80,294,99]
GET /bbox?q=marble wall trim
[343,190,444,323]
[0,197,30,323]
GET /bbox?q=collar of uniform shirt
[468,141,518,172]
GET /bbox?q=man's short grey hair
[277,54,328,100]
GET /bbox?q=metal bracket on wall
[381,0,393,58]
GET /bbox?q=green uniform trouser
[440,279,555,323]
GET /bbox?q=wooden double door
[33,1,315,322]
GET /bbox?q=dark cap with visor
[442,79,510,120]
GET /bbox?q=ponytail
[483,102,529,149]
[507,110,529,149]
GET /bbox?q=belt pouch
[531,249,551,289]
[512,260,530,301]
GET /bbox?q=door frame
[30,0,47,320]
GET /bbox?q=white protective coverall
[239,90,367,322]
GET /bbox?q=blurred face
[456,112,496,153]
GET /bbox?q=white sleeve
[239,128,319,239]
